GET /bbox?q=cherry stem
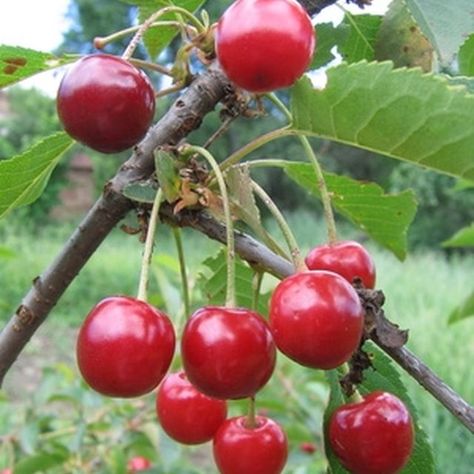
[251,271,264,312]
[122,6,205,61]
[338,363,363,403]
[182,145,236,307]
[155,82,186,99]
[266,93,337,244]
[172,227,190,317]
[128,58,173,77]
[137,189,163,302]
[245,396,257,429]
[94,21,185,51]
[251,181,306,272]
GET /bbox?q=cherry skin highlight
[57,54,155,153]
[213,416,288,474]
[156,371,228,444]
[329,391,414,474]
[216,0,315,92]
[305,240,376,289]
[269,270,364,369]
[181,306,276,399]
[76,296,175,397]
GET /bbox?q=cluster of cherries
[77,240,414,474]
[58,0,414,472]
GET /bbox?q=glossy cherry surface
[329,391,414,474]
[216,0,315,92]
[181,306,276,399]
[213,416,288,474]
[269,270,364,369]
[156,371,228,444]
[305,240,376,289]
[57,54,155,153]
[77,296,175,397]
[127,456,151,472]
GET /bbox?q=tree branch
[300,0,372,15]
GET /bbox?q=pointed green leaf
[284,162,417,259]
[155,149,181,202]
[339,14,382,63]
[122,0,205,59]
[197,249,271,317]
[375,0,433,72]
[311,23,346,69]
[404,0,472,65]
[442,223,474,247]
[291,63,474,180]
[0,133,74,219]
[459,34,474,77]
[359,343,436,473]
[0,45,74,88]
[122,180,158,203]
[448,290,474,324]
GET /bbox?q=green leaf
[0,246,16,259]
[375,0,433,72]
[291,63,474,180]
[448,290,474,324]
[442,223,474,247]
[122,0,205,59]
[339,14,382,63]
[404,0,472,65]
[155,149,181,202]
[459,34,474,77]
[0,45,74,88]
[284,162,417,260]
[14,449,69,474]
[324,371,349,474]
[197,249,271,317]
[122,180,158,203]
[359,343,436,473]
[311,23,345,69]
[0,133,74,219]
[446,75,474,94]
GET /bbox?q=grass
[1,213,474,472]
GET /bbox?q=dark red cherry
[57,54,155,153]
[216,0,315,92]
[329,391,414,474]
[213,416,288,474]
[156,371,228,444]
[269,270,364,369]
[76,296,175,397]
[305,240,376,289]
[181,306,276,399]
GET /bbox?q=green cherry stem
[128,58,173,77]
[182,145,236,307]
[122,6,206,61]
[245,396,257,429]
[137,189,163,302]
[172,227,190,317]
[251,181,306,272]
[266,93,338,244]
[251,271,264,313]
[337,363,363,403]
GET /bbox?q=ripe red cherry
[213,416,288,474]
[127,456,151,473]
[57,54,155,153]
[156,371,228,444]
[76,296,175,397]
[305,240,376,289]
[216,0,315,92]
[329,391,414,474]
[269,271,364,369]
[181,306,276,399]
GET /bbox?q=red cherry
[76,296,175,397]
[269,271,364,369]
[329,391,414,474]
[156,371,228,444]
[213,416,288,474]
[57,54,155,153]
[181,306,276,399]
[300,441,317,454]
[127,456,151,473]
[305,240,376,289]
[216,0,315,92]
